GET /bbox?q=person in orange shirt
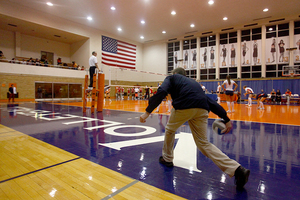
[285,89,292,105]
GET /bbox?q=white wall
[70,39,89,69]
[0,29,15,59]
[20,34,71,64]
[142,41,168,82]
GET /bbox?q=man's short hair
[92,51,96,55]
[172,67,186,76]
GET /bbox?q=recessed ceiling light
[140,36,144,39]
[208,0,214,5]
[162,31,166,34]
[46,2,53,6]
[87,16,93,21]
[118,28,122,31]
[263,8,269,12]
[190,24,195,28]
[171,11,176,15]
[269,28,273,31]
[111,6,116,10]
[141,20,145,24]
[223,17,228,21]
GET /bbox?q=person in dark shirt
[140,67,250,189]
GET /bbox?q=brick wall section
[0,73,160,100]
[0,73,85,100]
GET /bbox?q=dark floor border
[0,157,81,184]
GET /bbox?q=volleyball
[212,119,226,135]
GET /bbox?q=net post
[83,74,88,113]
[91,73,97,113]
[97,73,105,112]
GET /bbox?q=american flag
[102,36,136,69]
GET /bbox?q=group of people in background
[1,52,84,70]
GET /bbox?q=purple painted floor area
[1,102,300,200]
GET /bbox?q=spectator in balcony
[27,58,33,65]
[44,59,49,67]
[72,61,78,69]
[20,59,26,64]
[57,57,62,65]
[35,58,41,66]
[9,58,16,63]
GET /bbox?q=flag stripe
[102,61,136,69]
[102,35,136,69]
[102,56,136,65]
[102,52,135,63]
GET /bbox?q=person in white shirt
[222,75,238,113]
[243,86,254,107]
[217,82,221,104]
[88,51,99,89]
[201,84,205,91]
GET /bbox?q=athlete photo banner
[174,51,180,69]
[182,50,189,69]
[209,46,216,68]
[251,40,262,66]
[277,36,289,64]
[294,35,300,63]
[200,47,208,69]
[266,37,278,64]
[189,49,197,69]
[228,43,237,67]
[219,44,229,68]
[241,41,251,66]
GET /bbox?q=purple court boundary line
[0,157,81,184]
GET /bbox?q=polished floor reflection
[0,100,300,199]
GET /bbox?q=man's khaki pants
[163,108,240,177]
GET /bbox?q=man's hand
[140,112,150,123]
[221,120,232,134]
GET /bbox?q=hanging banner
[294,35,300,63]
[174,51,180,69]
[189,49,197,69]
[266,38,277,64]
[182,50,189,69]
[277,36,289,64]
[241,41,251,66]
[209,46,216,68]
[219,44,229,68]
[229,43,237,67]
[200,47,208,69]
[251,40,262,65]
